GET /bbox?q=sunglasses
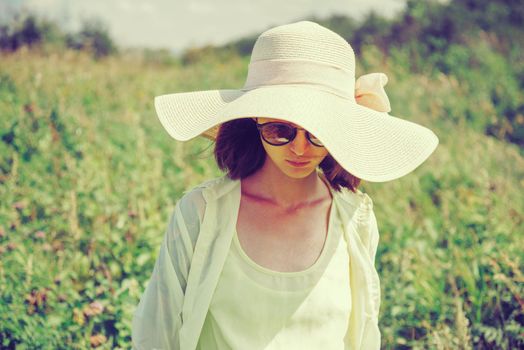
[255,120,324,147]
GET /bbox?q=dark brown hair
[214,119,361,192]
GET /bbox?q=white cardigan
[132,175,381,349]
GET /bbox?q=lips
[286,159,310,167]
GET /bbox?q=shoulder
[177,175,238,219]
[180,175,227,201]
[171,175,239,249]
[184,175,239,203]
[335,187,373,211]
[335,187,376,234]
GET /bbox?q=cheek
[262,143,288,162]
[315,149,329,161]
[319,148,329,156]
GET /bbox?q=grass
[0,46,523,349]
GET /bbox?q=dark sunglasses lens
[261,123,294,144]
[308,133,324,147]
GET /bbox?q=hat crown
[243,21,357,99]
[250,21,355,73]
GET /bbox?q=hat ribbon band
[242,59,355,99]
[241,60,392,113]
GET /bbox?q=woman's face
[254,117,329,179]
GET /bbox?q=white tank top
[197,199,351,349]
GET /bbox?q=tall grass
[0,46,522,349]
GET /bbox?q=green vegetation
[1,13,117,59]
[1,0,523,348]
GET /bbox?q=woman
[132,21,439,349]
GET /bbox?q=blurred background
[0,0,523,349]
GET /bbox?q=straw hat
[154,20,439,182]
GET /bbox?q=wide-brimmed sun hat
[154,20,439,182]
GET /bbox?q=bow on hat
[354,72,391,113]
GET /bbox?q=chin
[280,166,316,179]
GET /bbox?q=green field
[1,36,523,349]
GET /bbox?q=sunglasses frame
[255,120,325,147]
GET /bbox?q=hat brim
[154,85,439,182]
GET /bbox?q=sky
[1,0,407,54]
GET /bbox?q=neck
[241,157,331,210]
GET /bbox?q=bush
[0,14,56,51]
[65,19,117,59]
[0,12,117,59]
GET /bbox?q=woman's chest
[235,198,333,272]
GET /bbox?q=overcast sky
[1,0,406,53]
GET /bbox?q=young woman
[132,21,438,350]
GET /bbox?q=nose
[289,130,309,156]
